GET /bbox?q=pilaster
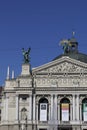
[15,94,19,122]
[33,94,36,123]
[29,94,32,121]
[5,95,9,121]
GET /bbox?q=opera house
[0,35,87,130]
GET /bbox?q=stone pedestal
[21,63,31,75]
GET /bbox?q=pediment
[32,56,87,74]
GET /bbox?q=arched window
[38,97,48,121]
[60,98,70,121]
[21,108,27,120]
[82,98,87,121]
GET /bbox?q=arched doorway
[60,97,70,121]
[38,97,48,121]
[82,98,87,121]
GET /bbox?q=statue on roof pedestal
[22,48,31,63]
[60,33,78,54]
[60,39,70,54]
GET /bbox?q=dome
[69,37,78,44]
[55,34,87,63]
[53,52,87,63]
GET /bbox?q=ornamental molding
[19,78,32,87]
[32,57,87,74]
[35,87,87,92]
[34,61,87,74]
[35,75,87,88]
[33,59,87,87]
[36,95,49,103]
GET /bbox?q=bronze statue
[60,39,70,54]
[22,48,31,63]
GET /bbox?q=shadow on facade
[58,125,72,130]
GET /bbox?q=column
[70,104,72,121]
[33,94,35,122]
[54,95,57,130]
[6,95,8,121]
[76,94,79,120]
[36,104,38,123]
[16,94,19,120]
[29,95,32,120]
[80,104,82,121]
[72,94,75,120]
[51,94,54,121]
[54,95,57,121]
[49,104,51,120]
[58,103,60,121]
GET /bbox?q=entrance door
[39,129,47,130]
[58,128,72,130]
[61,129,69,130]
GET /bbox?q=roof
[53,51,87,63]
[55,35,87,63]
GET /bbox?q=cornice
[32,56,87,74]
[35,87,87,91]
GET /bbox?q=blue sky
[0,0,87,85]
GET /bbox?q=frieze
[19,79,32,87]
[35,76,87,87]
[36,62,87,74]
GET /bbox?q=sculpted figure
[22,48,31,63]
[60,39,70,54]
[21,124,25,130]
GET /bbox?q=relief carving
[35,75,87,87]
[38,62,87,73]
[20,79,32,87]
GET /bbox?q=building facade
[1,36,87,130]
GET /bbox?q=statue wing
[28,48,31,54]
[22,48,25,55]
[60,39,69,45]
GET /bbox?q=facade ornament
[60,39,70,54]
[22,48,31,63]
[60,34,78,54]
[21,123,26,130]
[7,66,10,80]
[12,70,14,79]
